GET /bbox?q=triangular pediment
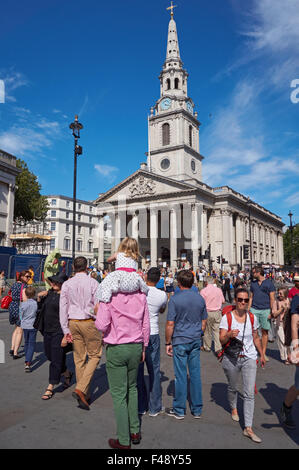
[96,169,197,205]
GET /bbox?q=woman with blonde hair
[96,237,148,303]
[272,287,290,364]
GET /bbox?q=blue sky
[0,0,298,227]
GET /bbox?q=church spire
[159,3,188,98]
[165,2,181,65]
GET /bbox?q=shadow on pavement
[210,382,231,414]
[265,348,283,363]
[89,364,109,404]
[167,379,175,397]
[259,382,299,446]
[30,341,48,372]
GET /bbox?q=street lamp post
[288,210,294,268]
[69,115,83,262]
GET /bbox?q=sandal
[42,389,54,400]
[63,372,73,389]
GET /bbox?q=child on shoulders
[96,237,148,303]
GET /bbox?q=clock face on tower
[187,101,193,114]
[160,98,172,110]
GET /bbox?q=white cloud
[36,120,60,133]
[94,164,119,183]
[79,95,89,117]
[202,79,266,186]
[0,127,52,157]
[204,1,299,210]
[243,0,299,53]
[0,70,29,103]
[285,192,299,207]
[217,1,299,90]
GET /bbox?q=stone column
[201,208,208,253]
[278,232,284,265]
[150,208,158,267]
[221,209,233,267]
[191,203,201,270]
[112,212,121,254]
[5,183,15,247]
[235,215,243,268]
[97,214,105,268]
[132,211,139,241]
[170,205,179,270]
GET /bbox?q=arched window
[162,123,170,146]
[174,78,179,89]
[166,79,171,90]
[189,126,192,147]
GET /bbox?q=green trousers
[106,343,142,446]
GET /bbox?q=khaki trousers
[203,310,222,352]
[69,320,102,396]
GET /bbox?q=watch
[165,343,172,346]
[161,98,172,110]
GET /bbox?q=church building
[95,7,284,271]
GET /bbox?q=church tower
[147,3,203,184]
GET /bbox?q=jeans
[106,343,142,446]
[222,354,257,427]
[137,334,162,414]
[23,329,37,364]
[172,339,203,416]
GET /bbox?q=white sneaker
[165,408,184,420]
[149,407,165,417]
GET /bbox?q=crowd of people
[1,237,298,449]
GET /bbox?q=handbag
[34,296,45,335]
[1,291,12,309]
[221,314,247,360]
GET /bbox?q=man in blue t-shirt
[248,266,275,362]
[165,270,207,420]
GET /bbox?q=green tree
[283,224,299,266]
[14,159,49,222]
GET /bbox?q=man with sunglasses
[220,288,265,443]
[248,266,276,361]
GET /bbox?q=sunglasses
[237,298,249,303]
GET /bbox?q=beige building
[0,150,20,246]
[95,12,284,270]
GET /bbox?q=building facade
[11,195,98,263]
[46,195,97,263]
[95,11,284,270]
[0,150,20,246]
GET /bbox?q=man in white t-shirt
[137,267,167,417]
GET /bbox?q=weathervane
[167,1,177,18]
